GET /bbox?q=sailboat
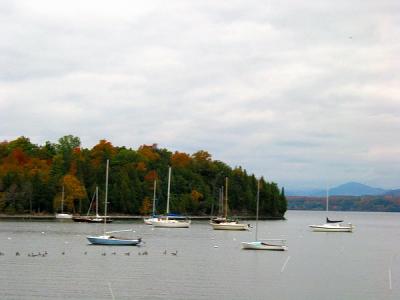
[242,180,287,250]
[144,180,160,225]
[55,185,73,219]
[152,167,191,228]
[86,160,142,245]
[309,188,353,232]
[210,186,227,224]
[210,177,249,231]
[73,187,112,223]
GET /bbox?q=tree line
[0,135,287,218]
[288,195,400,212]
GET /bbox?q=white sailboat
[211,177,249,231]
[152,167,191,228]
[309,188,353,232]
[144,180,160,225]
[242,180,288,250]
[55,185,73,219]
[87,160,142,245]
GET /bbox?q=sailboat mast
[61,185,65,214]
[256,179,260,241]
[104,159,109,234]
[152,180,156,216]
[166,167,171,218]
[224,177,228,219]
[326,187,329,213]
[219,186,223,216]
[95,186,99,217]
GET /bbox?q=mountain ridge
[287,182,391,197]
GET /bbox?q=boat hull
[73,216,112,223]
[152,219,191,228]
[144,217,160,225]
[241,241,287,251]
[56,213,73,219]
[309,224,353,232]
[87,236,141,246]
[211,222,249,231]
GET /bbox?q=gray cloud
[1,0,399,189]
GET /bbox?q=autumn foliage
[0,136,287,217]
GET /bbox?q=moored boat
[309,223,353,232]
[151,167,191,228]
[86,160,142,246]
[242,240,288,251]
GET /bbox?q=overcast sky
[1,0,399,189]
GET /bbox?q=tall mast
[166,166,171,218]
[61,185,65,214]
[104,159,109,234]
[256,179,260,241]
[326,187,329,213]
[224,177,228,219]
[152,179,156,216]
[95,186,99,217]
[219,186,223,216]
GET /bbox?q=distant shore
[0,214,285,221]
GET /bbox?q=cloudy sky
[1,0,399,189]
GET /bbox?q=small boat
[242,239,288,251]
[326,217,343,223]
[151,167,191,228]
[144,180,159,225]
[242,179,287,250]
[152,218,191,228]
[55,185,72,219]
[309,188,353,232]
[73,187,112,223]
[210,177,249,231]
[211,221,249,231]
[87,230,142,246]
[86,160,142,246]
[309,223,353,232]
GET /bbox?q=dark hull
[72,216,112,223]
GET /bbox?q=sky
[1,0,399,190]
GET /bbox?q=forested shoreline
[288,196,400,212]
[0,136,287,218]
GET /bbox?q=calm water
[1,211,400,299]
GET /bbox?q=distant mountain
[329,182,387,196]
[385,189,400,197]
[287,182,388,197]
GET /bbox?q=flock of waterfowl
[0,249,178,257]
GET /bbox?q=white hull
[211,222,249,231]
[309,223,353,232]
[152,219,191,228]
[241,241,288,251]
[56,213,73,219]
[144,217,160,225]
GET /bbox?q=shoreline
[0,214,285,221]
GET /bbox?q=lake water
[1,211,400,299]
